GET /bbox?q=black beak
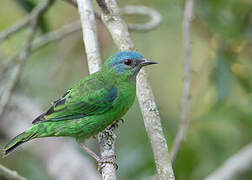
[140,58,158,66]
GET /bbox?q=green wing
[32,76,118,124]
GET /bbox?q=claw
[81,144,118,174]
[109,118,124,130]
[98,155,118,174]
[119,118,124,123]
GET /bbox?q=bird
[3,51,157,169]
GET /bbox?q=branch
[97,128,117,180]
[0,0,54,119]
[171,0,194,161]
[62,0,162,31]
[1,0,162,44]
[0,20,81,83]
[205,143,252,180]
[0,17,29,43]
[76,0,116,179]
[32,20,81,50]
[0,0,53,43]
[76,0,102,73]
[1,6,160,80]
[0,164,26,180]
[97,0,175,179]
[1,96,100,180]
[120,5,162,32]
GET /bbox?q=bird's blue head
[102,51,157,81]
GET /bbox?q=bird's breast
[111,83,136,118]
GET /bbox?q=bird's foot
[97,155,118,174]
[81,144,118,174]
[109,118,124,131]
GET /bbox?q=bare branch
[205,143,252,180]
[97,0,175,179]
[1,96,100,180]
[0,21,37,116]
[120,5,162,32]
[0,17,29,43]
[0,0,161,44]
[62,0,162,31]
[137,71,175,180]
[76,0,102,73]
[76,0,116,179]
[0,0,53,43]
[32,20,81,50]
[97,0,134,51]
[0,164,26,180]
[1,5,161,79]
[0,0,54,119]
[171,0,194,162]
[98,128,117,180]
[0,20,81,83]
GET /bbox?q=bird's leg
[109,118,124,131]
[81,143,100,161]
[81,144,118,173]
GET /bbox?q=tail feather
[3,131,37,156]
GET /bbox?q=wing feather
[32,77,117,124]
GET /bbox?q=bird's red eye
[123,59,132,66]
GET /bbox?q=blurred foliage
[0,0,252,180]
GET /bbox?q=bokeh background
[0,0,252,179]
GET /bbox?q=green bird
[3,51,156,164]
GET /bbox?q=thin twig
[171,0,194,162]
[0,164,26,180]
[32,20,81,50]
[76,0,117,179]
[0,17,29,43]
[62,0,162,31]
[0,0,161,44]
[0,0,54,119]
[0,55,18,81]
[0,20,81,82]
[96,0,175,179]
[205,143,252,180]
[0,0,53,43]
[1,5,161,79]
[120,5,162,32]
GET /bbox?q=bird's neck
[101,69,136,85]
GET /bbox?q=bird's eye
[123,59,132,66]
